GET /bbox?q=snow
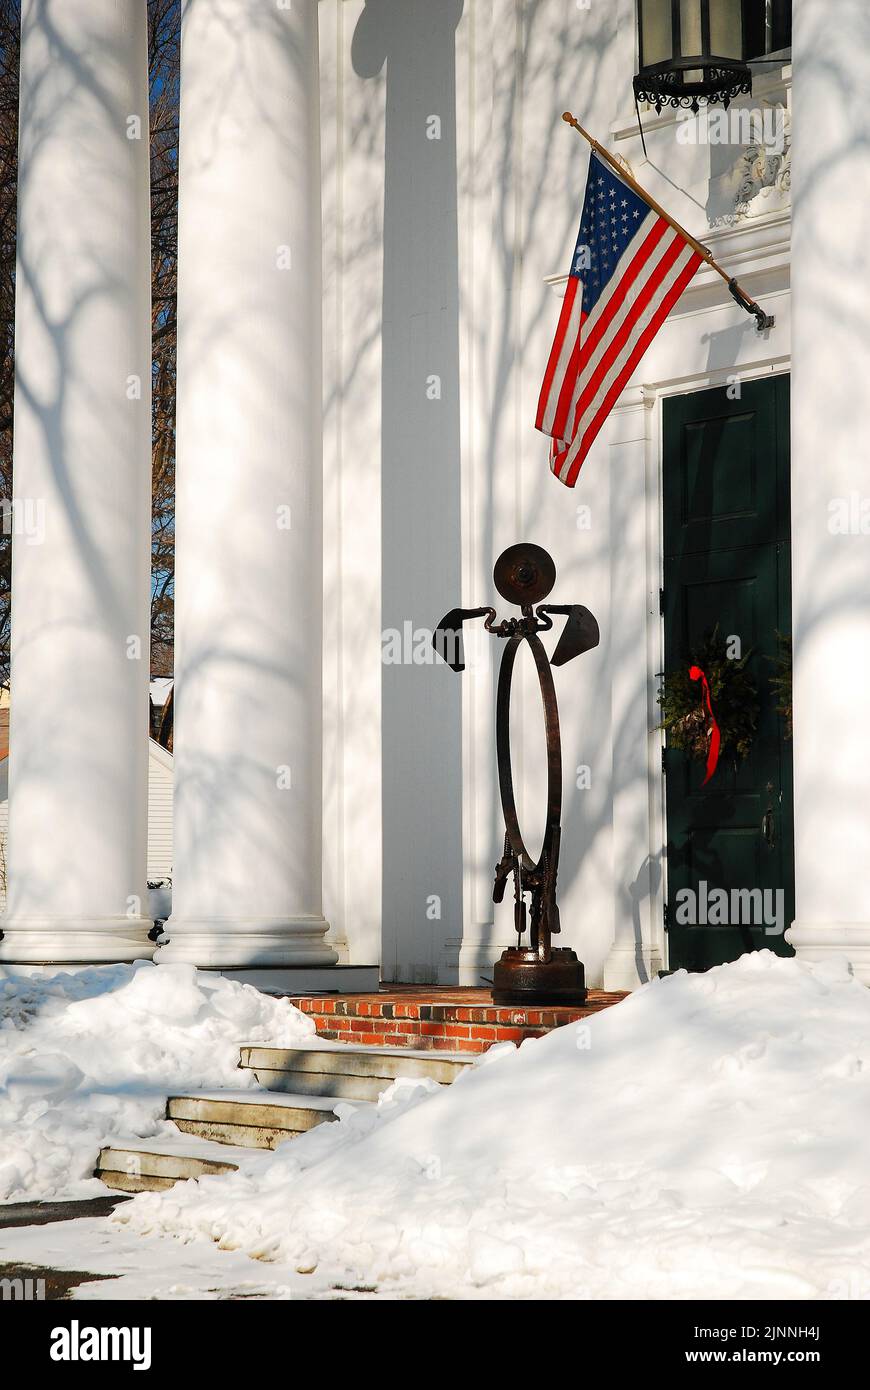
[0,1217,397,1300]
[114,953,870,1300]
[0,961,314,1202]
[4,951,870,1299]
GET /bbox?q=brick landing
[287,986,628,1053]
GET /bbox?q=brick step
[239,1043,471,1101]
[287,989,626,1053]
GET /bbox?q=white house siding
[0,741,173,913]
[146,740,174,883]
[319,1,792,988]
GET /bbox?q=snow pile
[119,953,870,1299]
[0,961,314,1202]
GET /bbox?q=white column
[158,0,335,970]
[603,393,664,989]
[785,0,870,983]
[0,0,153,964]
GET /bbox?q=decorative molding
[438,935,513,988]
[603,945,664,992]
[737,140,790,209]
[708,105,791,229]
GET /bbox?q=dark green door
[663,376,793,971]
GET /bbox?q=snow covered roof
[149,678,174,708]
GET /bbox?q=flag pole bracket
[727,277,775,333]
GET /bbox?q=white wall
[321,0,792,986]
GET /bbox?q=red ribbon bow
[689,665,721,785]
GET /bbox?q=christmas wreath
[657,627,759,768]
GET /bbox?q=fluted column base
[155,916,338,970]
[603,944,663,991]
[785,924,870,987]
[0,917,154,965]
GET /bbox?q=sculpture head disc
[493,543,556,607]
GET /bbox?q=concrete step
[165,1088,345,1150]
[96,1134,252,1194]
[239,1042,471,1101]
[96,1088,354,1191]
[97,1046,473,1193]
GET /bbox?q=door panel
[663,377,793,971]
[663,378,786,557]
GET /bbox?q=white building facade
[2,0,869,991]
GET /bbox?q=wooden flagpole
[561,112,774,332]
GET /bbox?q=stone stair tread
[97,1043,471,1193]
[97,1132,252,1193]
[238,1042,472,1101]
[271,1040,472,1059]
[240,1048,470,1091]
[167,1087,355,1111]
[98,1132,254,1166]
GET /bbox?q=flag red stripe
[571,218,670,385]
[535,276,581,432]
[563,251,702,485]
[550,217,669,442]
[564,230,687,446]
[550,243,695,483]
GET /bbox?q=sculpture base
[491,946,587,1005]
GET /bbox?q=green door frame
[660,374,794,972]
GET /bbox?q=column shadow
[352,0,465,982]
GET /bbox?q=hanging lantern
[634,0,753,115]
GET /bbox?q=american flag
[536,151,704,487]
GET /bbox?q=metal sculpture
[433,544,600,1004]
